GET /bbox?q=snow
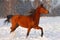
[0,17,60,40]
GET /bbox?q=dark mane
[29,9,36,16]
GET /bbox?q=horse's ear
[40,4,43,7]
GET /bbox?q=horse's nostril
[48,11,49,13]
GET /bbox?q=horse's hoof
[41,35,43,37]
[41,32,43,37]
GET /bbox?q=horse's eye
[43,7,46,9]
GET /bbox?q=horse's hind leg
[9,23,19,40]
[34,26,43,37]
[10,24,19,33]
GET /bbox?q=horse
[4,4,49,38]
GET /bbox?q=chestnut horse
[5,4,49,37]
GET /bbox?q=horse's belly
[18,22,28,28]
[18,19,31,28]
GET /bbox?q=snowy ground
[0,17,60,40]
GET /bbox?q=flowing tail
[4,15,13,23]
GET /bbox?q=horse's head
[36,4,49,14]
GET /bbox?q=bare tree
[6,0,17,15]
[30,0,41,9]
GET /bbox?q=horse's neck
[33,10,40,24]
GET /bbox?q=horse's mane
[29,9,36,16]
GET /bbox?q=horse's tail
[4,15,13,23]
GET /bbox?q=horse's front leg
[26,27,32,38]
[10,24,19,33]
[34,25,43,37]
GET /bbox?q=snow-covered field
[0,17,60,40]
